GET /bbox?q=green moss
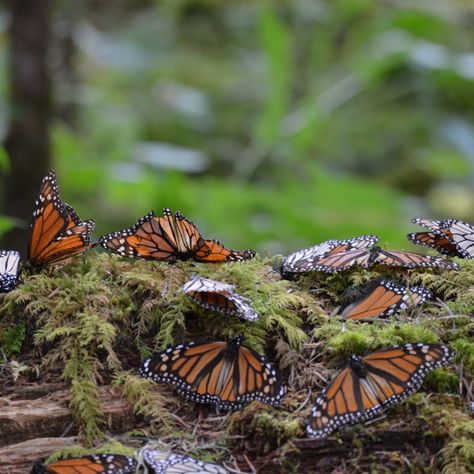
[112,372,174,434]
[227,402,304,455]
[0,322,25,357]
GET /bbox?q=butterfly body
[140,335,285,410]
[307,343,453,439]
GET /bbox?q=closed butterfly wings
[444,219,474,259]
[0,250,20,292]
[341,280,432,321]
[183,277,259,321]
[408,218,461,257]
[139,336,285,410]
[282,235,378,274]
[307,343,453,439]
[99,209,255,263]
[28,171,95,267]
[31,454,137,474]
[142,449,229,474]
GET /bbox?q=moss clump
[227,402,303,455]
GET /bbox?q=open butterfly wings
[143,450,229,474]
[307,343,453,439]
[283,233,459,273]
[27,171,96,267]
[183,277,259,321]
[0,250,20,292]
[341,280,432,321]
[368,247,459,270]
[282,235,379,274]
[32,454,137,474]
[99,209,255,263]
[139,336,285,410]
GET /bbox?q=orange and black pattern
[282,234,458,274]
[341,279,432,321]
[307,343,453,439]
[139,335,285,410]
[282,235,378,274]
[301,245,459,273]
[407,218,461,257]
[31,454,138,474]
[440,220,474,259]
[27,171,95,267]
[98,209,255,263]
[183,276,259,321]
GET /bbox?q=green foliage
[112,372,174,434]
[0,323,25,357]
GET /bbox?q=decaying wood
[0,384,138,447]
[253,430,444,473]
[0,437,77,474]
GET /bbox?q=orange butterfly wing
[36,454,137,474]
[307,343,453,439]
[373,248,459,270]
[195,239,255,262]
[99,209,255,263]
[28,171,95,267]
[341,280,431,321]
[140,336,285,409]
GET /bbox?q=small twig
[459,359,464,397]
[435,298,457,329]
[242,454,257,474]
[294,388,312,413]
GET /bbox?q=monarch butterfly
[139,335,285,410]
[443,219,474,259]
[307,343,453,439]
[282,235,379,274]
[407,218,461,257]
[183,276,259,321]
[0,250,20,292]
[340,279,432,321]
[142,449,229,473]
[27,171,96,268]
[98,209,255,263]
[31,454,138,474]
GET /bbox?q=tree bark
[1,0,53,252]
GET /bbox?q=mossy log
[0,252,473,472]
[0,384,136,447]
[0,437,77,474]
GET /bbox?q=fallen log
[0,384,138,447]
[0,437,77,474]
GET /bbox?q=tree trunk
[1,0,53,253]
